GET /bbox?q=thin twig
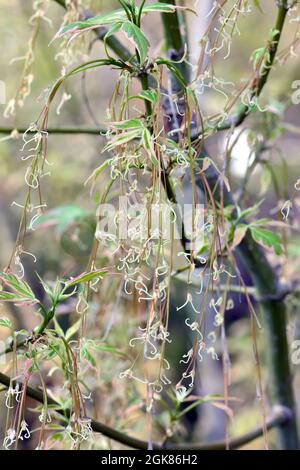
[0,126,106,136]
[0,371,291,450]
[215,0,290,131]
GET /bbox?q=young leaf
[143,3,195,14]
[103,129,142,151]
[112,118,144,130]
[142,128,158,166]
[139,89,158,104]
[250,226,283,255]
[231,225,248,250]
[237,199,264,222]
[104,22,123,42]
[56,10,126,37]
[143,3,177,13]
[66,269,108,288]
[0,272,37,304]
[121,21,150,64]
[85,159,113,186]
[0,291,25,302]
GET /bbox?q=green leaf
[0,317,12,328]
[104,22,123,41]
[57,4,193,39]
[0,272,37,304]
[85,158,113,186]
[66,269,108,288]
[57,10,126,37]
[121,21,149,64]
[143,3,195,14]
[143,3,177,13]
[139,89,158,104]
[103,129,142,151]
[0,291,23,302]
[231,224,248,250]
[112,118,144,130]
[249,226,283,255]
[142,128,158,165]
[237,199,264,221]
[156,58,186,88]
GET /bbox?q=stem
[0,126,106,136]
[118,0,134,22]
[137,0,147,27]
[237,232,299,449]
[217,0,289,131]
[140,68,193,260]
[159,0,189,85]
[0,370,291,450]
[140,73,152,118]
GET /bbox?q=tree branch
[0,126,105,136]
[0,371,291,450]
[194,160,299,449]
[159,0,189,84]
[215,0,289,131]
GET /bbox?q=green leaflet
[139,89,158,104]
[112,118,144,130]
[103,129,142,151]
[66,269,108,288]
[57,10,126,37]
[142,128,158,166]
[121,21,150,64]
[104,22,123,43]
[57,3,182,38]
[143,3,195,15]
[104,118,158,166]
[0,272,37,304]
[250,226,283,255]
[143,3,177,13]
